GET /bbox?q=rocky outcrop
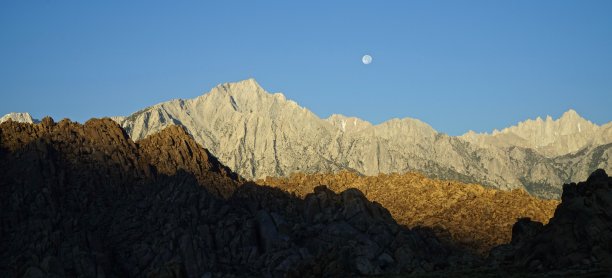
[0,119,476,277]
[104,181,476,277]
[0,117,239,197]
[112,79,612,199]
[489,169,612,271]
[138,125,241,197]
[261,171,559,254]
[325,114,372,133]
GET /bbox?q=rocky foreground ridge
[0,118,474,277]
[106,79,611,199]
[1,118,610,276]
[489,169,612,272]
[260,172,559,254]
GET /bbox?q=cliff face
[112,79,611,199]
[0,119,475,277]
[260,171,559,254]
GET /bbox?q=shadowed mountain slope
[0,117,239,198]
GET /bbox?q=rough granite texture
[260,171,559,254]
[489,169,612,272]
[460,110,612,157]
[0,118,476,277]
[2,118,610,276]
[110,79,611,199]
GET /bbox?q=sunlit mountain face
[102,79,610,199]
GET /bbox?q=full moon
[362,54,372,65]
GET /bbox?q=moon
[362,54,372,65]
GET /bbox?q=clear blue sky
[1,1,611,135]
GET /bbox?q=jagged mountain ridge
[107,78,611,199]
[460,109,612,157]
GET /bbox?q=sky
[1,1,611,135]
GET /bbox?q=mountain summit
[110,79,611,198]
[326,114,373,133]
[460,109,610,157]
[0,112,36,124]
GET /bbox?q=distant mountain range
[460,109,612,157]
[3,79,610,198]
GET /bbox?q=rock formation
[0,116,239,198]
[0,112,36,124]
[325,114,372,133]
[489,169,612,272]
[110,79,611,199]
[0,118,476,277]
[2,117,610,276]
[260,171,559,254]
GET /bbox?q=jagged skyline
[1,1,611,135]
[2,78,610,136]
[73,78,609,199]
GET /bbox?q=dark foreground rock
[489,169,612,272]
[0,118,475,277]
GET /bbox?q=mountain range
[1,117,610,275]
[3,79,611,198]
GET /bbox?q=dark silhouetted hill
[489,169,612,272]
